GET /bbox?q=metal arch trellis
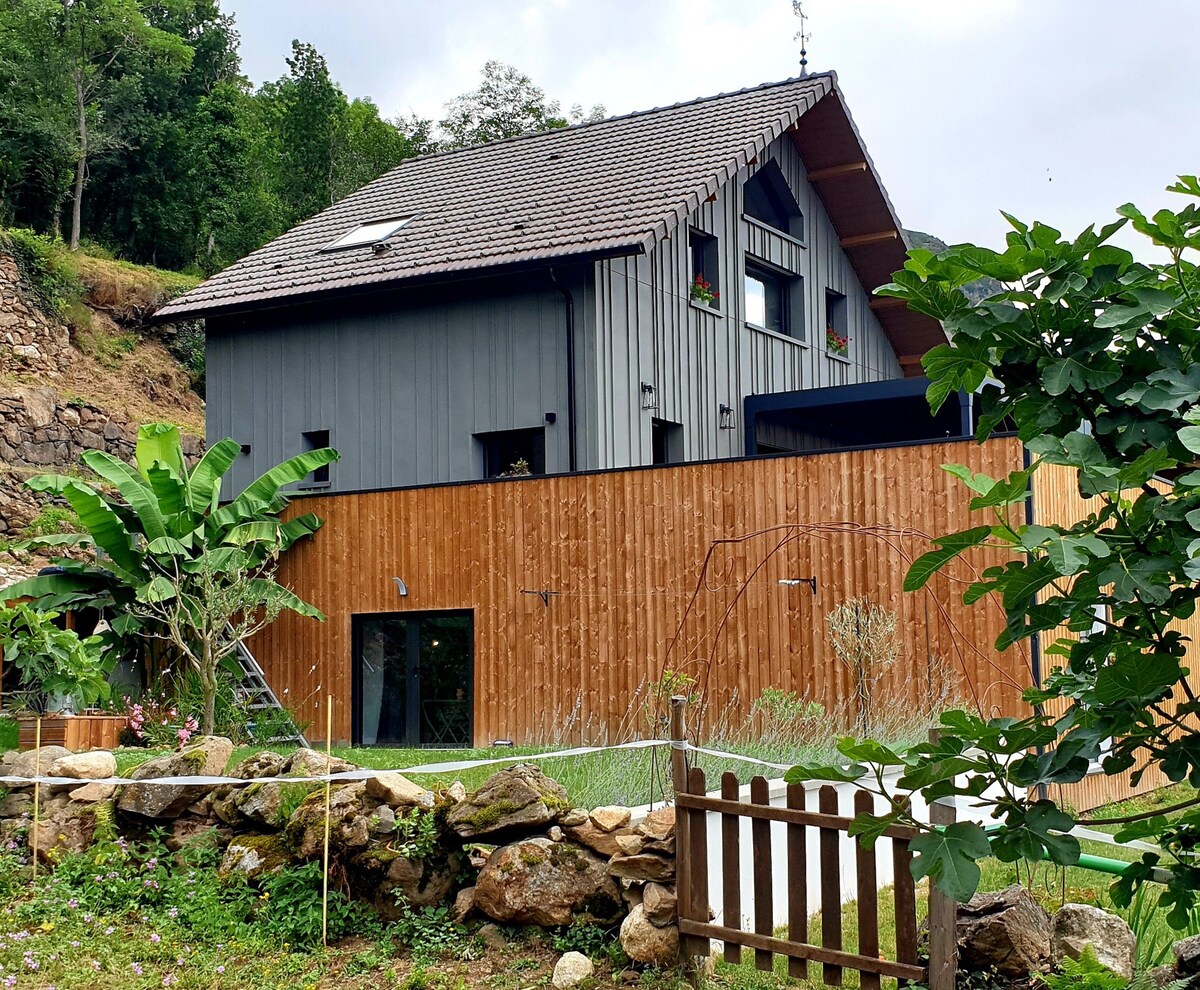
[653,519,1036,736]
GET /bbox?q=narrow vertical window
[302,429,331,486]
[825,290,848,355]
[651,418,684,465]
[688,230,720,308]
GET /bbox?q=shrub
[0,227,84,318]
[259,861,379,947]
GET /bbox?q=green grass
[0,715,16,750]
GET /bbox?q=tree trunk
[70,69,86,252]
[201,640,216,736]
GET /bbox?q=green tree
[57,0,193,250]
[439,60,605,149]
[5,423,338,733]
[788,176,1200,926]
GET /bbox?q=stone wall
[0,253,71,378]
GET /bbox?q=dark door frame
[350,609,474,747]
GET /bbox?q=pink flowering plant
[122,694,199,749]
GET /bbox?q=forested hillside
[0,0,603,276]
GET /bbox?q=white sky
[224,0,1200,252]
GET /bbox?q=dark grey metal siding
[589,133,902,468]
[205,272,584,495]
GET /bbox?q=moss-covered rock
[116,736,233,820]
[446,765,570,840]
[219,833,293,880]
[474,836,623,927]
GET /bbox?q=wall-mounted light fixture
[779,576,817,595]
[719,403,736,429]
[392,577,409,597]
[640,382,658,410]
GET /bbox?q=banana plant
[3,423,338,732]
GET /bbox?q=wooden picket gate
[669,699,957,990]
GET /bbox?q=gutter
[549,268,578,473]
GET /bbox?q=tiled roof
[156,74,836,321]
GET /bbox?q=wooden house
[158,73,1040,753]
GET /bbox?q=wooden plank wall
[1031,461,1189,810]
[254,437,1030,745]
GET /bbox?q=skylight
[322,216,413,251]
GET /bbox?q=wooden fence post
[670,696,706,972]
[928,798,958,990]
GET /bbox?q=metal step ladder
[231,638,309,747]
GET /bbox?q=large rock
[608,853,675,883]
[1175,934,1200,976]
[365,771,432,809]
[957,885,1051,977]
[446,765,569,839]
[553,952,595,988]
[350,845,459,918]
[49,751,116,780]
[1052,904,1135,980]
[643,882,678,927]
[620,904,679,966]
[220,834,292,880]
[474,837,624,927]
[211,751,313,828]
[285,748,358,778]
[8,745,71,778]
[565,821,638,858]
[116,736,233,819]
[29,799,110,861]
[285,781,374,858]
[590,806,632,833]
[69,782,115,803]
[637,806,675,842]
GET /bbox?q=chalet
[157,73,1006,751]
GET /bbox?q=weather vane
[793,1,810,75]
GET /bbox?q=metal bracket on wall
[520,589,560,607]
[779,576,818,595]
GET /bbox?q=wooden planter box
[16,714,127,752]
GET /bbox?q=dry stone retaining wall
[0,253,71,378]
[0,743,682,968]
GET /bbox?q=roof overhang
[788,82,947,374]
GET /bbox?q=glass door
[354,611,473,747]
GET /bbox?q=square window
[745,258,804,340]
[651,418,684,465]
[476,428,546,478]
[689,230,720,308]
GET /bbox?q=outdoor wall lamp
[640,382,658,409]
[779,576,818,595]
[392,577,409,597]
[719,403,735,429]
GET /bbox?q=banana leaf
[81,449,168,543]
[135,423,187,482]
[245,578,325,620]
[187,438,241,514]
[54,480,145,580]
[209,448,340,530]
[145,460,189,522]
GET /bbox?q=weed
[259,861,380,947]
[1,227,84,317]
[20,504,80,538]
[392,900,466,964]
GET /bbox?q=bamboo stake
[31,717,41,884]
[321,695,333,947]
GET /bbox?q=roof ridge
[386,71,838,169]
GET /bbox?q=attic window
[744,162,804,240]
[322,216,413,251]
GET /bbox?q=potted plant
[825,327,850,355]
[1,603,115,748]
[690,274,719,307]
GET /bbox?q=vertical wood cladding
[252,437,1031,745]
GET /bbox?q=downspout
[549,268,578,472]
